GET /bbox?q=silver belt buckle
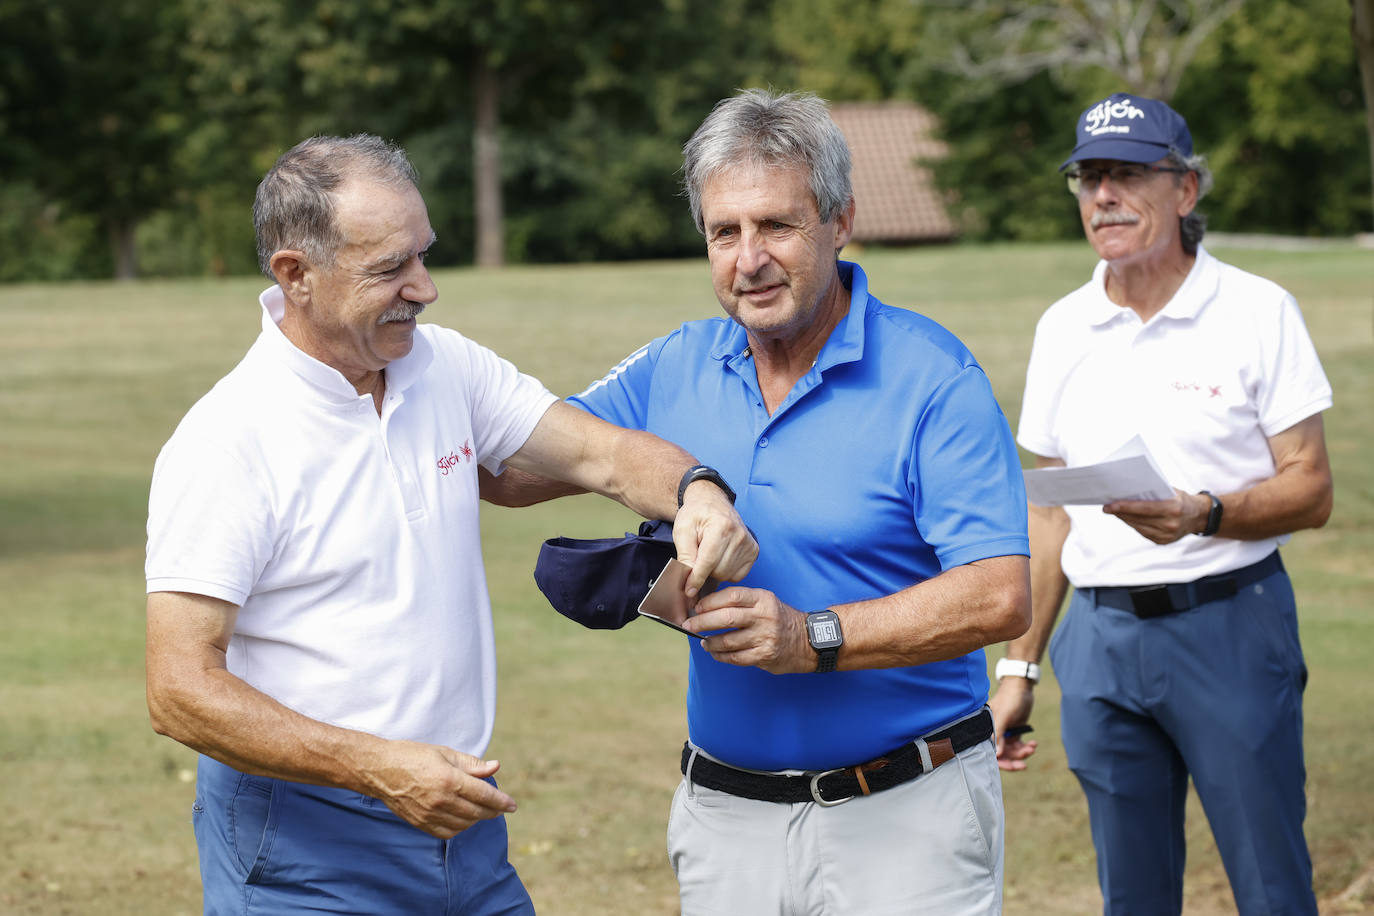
[808,768,855,807]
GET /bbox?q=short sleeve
[145,434,274,606]
[456,339,559,473]
[568,338,663,428]
[913,366,1030,570]
[1255,293,1332,437]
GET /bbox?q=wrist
[805,609,843,673]
[677,465,736,508]
[1195,490,1223,537]
[995,657,1041,685]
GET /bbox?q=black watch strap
[806,610,843,673]
[677,465,736,508]
[1197,490,1223,537]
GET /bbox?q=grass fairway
[1,242,1370,914]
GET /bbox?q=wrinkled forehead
[332,181,432,250]
[701,161,816,211]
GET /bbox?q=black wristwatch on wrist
[806,610,844,673]
[677,465,736,508]
[1196,490,1223,537]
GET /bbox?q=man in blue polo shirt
[486,88,1030,914]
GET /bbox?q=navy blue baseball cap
[533,519,677,630]
[1060,92,1193,171]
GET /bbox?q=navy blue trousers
[1050,555,1317,915]
[192,755,534,915]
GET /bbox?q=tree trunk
[109,217,138,280]
[473,56,505,268]
[1354,0,1374,229]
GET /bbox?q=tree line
[1,0,1370,282]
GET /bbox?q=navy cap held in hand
[533,519,677,630]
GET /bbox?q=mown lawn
[1,241,1369,914]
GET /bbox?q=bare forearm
[688,556,1029,674]
[478,465,585,507]
[836,555,1031,669]
[591,425,699,521]
[147,591,516,837]
[148,661,389,795]
[1110,415,1334,544]
[502,402,697,520]
[1211,467,1332,540]
[1003,503,1071,664]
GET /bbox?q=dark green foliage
[0,0,1368,279]
[919,72,1086,242]
[0,0,198,276]
[1176,0,1373,235]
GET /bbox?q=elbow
[146,675,196,745]
[147,697,175,739]
[997,593,1033,642]
[1309,477,1334,530]
[988,560,1033,642]
[146,682,178,739]
[1285,472,1335,533]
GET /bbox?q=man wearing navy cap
[486,88,1032,914]
[990,92,1333,914]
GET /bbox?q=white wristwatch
[995,657,1041,684]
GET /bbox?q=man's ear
[1176,171,1200,218]
[269,250,312,305]
[833,195,857,253]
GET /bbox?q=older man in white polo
[991,92,1334,915]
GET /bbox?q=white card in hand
[637,558,717,638]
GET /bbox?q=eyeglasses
[1065,164,1188,195]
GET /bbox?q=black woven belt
[1083,551,1283,619]
[680,708,993,806]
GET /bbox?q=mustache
[377,301,426,324]
[736,273,787,294]
[1091,211,1140,229]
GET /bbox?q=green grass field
[1,242,1370,914]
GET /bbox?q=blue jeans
[1051,555,1316,915]
[192,756,533,915]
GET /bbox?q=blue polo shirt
[571,262,1028,770]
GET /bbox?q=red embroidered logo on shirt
[437,440,474,476]
[1171,381,1223,398]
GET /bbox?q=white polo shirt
[146,286,557,754]
[1018,246,1332,587]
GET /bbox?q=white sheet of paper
[1023,436,1174,506]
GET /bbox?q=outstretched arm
[500,400,757,593]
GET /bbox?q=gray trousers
[668,738,1004,915]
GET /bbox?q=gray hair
[682,88,852,235]
[1166,149,1213,256]
[253,134,419,277]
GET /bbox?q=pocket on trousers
[1250,580,1307,689]
[230,774,284,885]
[951,743,1002,873]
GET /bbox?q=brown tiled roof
[830,102,955,242]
